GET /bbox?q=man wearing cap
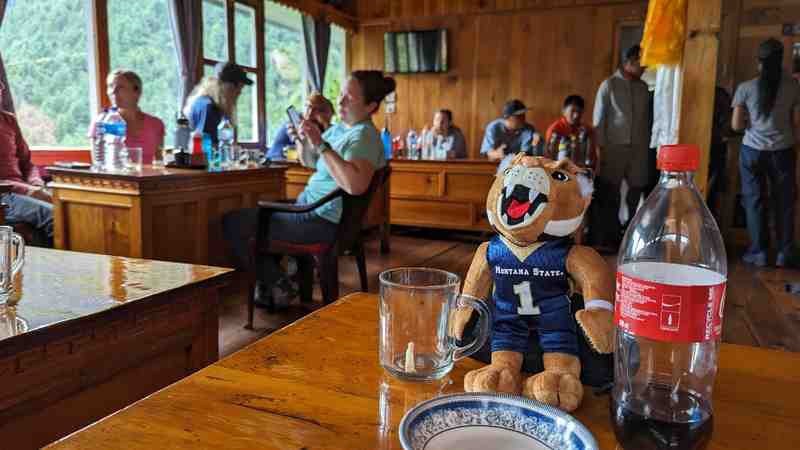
[184,61,253,144]
[480,99,542,172]
[591,45,651,250]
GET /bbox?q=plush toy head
[486,154,593,246]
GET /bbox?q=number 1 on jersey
[514,281,541,315]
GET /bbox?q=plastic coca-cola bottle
[611,144,726,450]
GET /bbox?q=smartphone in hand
[286,105,311,150]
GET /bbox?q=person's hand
[487,144,507,162]
[28,186,52,203]
[300,119,323,148]
[532,132,542,147]
[287,123,299,143]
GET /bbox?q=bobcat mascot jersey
[488,235,578,356]
[451,154,615,412]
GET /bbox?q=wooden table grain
[49,165,286,266]
[1,247,232,449]
[48,292,800,450]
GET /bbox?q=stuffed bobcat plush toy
[451,154,614,412]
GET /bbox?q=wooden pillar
[89,0,110,111]
[678,0,722,197]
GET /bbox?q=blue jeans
[2,193,53,247]
[739,145,796,255]
[222,193,338,286]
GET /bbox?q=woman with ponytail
[223,70,394,307]
[732,38,800,267]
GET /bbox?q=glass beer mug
[379,267,491,381]
[0,226,24,304]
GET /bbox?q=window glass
[108,0,180,146]
[237,73,257,142]
[323,24,346,109]
[0,0,92,146]
[234,3,256,68]
[203,0,228,61]
[264,0,305,144]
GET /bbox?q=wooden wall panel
[350,1,647,158]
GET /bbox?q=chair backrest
[335,166,391,252]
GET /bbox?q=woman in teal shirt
[223,71,394,307]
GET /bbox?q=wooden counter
[49,165,286,266]
[389,159,496,231]
[2,247,231,449]
[47,292,800,450]
[287,159,497,233]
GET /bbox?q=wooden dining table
[0,247,231,449]
[48,292,800,449]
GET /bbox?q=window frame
[202,0,266,147]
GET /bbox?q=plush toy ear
[575,171,594,198]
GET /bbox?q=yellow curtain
[640,0,688,67]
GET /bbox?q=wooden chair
[246,166,391,329]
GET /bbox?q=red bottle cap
[657,144,700,172]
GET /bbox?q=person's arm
[730,84,749,133]
[267,123,289,160]
[480,122,506,161]
[731,106,748,132]
[14,119,43,188]
[301,120,374,195]
[450,129,467,159]
[592,80,609,171]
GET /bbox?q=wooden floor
[218,228,800,357]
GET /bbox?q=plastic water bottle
[91,109,108,171]
[612,144,726,450]
[218,117,235,169]
[175,112,191,152]
[102,107,127,171]
[406,130,418,160]
[420,126,430,159]
[202,133,216,169]
[381,127,393,160]
[557,137,570,161]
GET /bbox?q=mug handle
[452,294,491,362]
[11,233,24,276]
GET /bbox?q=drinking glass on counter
[121,147,143,172]
[152,145,165,168]
[162,147,176,165]
[284,145,299,161]
[248,149,265,168]
[234,144,250,169]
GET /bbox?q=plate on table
[399,393,598,450]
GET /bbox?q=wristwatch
[316,141,332,155]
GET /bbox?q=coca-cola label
[615,272,726,342]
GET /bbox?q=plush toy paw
[575,308,614,354]
[464,364,522,394]
[522,370,584,412]
[448,306,474,340]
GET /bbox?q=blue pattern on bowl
[399,393,598,450]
